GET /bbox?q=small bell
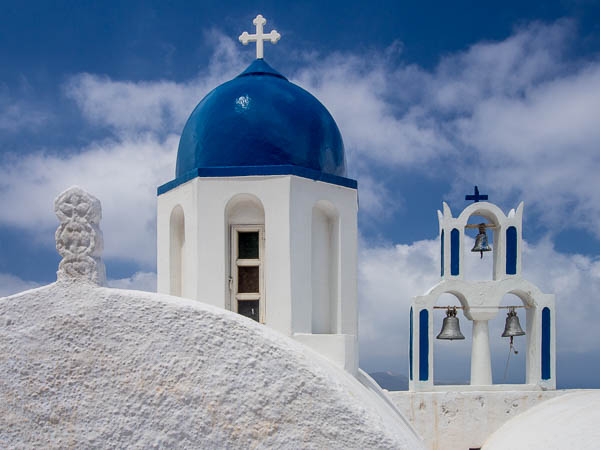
[471,223,492,258]
[502,308,525,338]
[436,307,465,340]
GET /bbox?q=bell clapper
[467,222,493,258]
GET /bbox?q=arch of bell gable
[456,201,507,228]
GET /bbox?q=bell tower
[408,188,556,391]
[156,15,359,374]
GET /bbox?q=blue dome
[176,59,346,178]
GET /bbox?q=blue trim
[158,165,358,195]
[441,230,445,277]
[409,307,414,381]
[419,309,429,381]
[451,228,460,276]
[542,307,551,380]
[506,226,517,275]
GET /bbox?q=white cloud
[0,273,40,297]
[108,271,157,292]
[0,134,178,265]
[1,271,157,298]
[5,20,595,239]
[292,20,600,236]
[0,96,48,132]
[64,31,243,136]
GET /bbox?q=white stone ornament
[239,14,281,59]
[54,186,106,286]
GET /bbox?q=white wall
[169,205,185,297]
[157,180,197,299]
[389,389,589,450]
[157,174,359,374]
[311,202,339,334]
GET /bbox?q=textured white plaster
[54,186,106,286]
[389,389,591,450]
[0,282,423,449]
[483,390,600,450]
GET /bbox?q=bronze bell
[471,223,492,258]
[502,308,525,338]
[436,307,465,340]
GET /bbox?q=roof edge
[158,165,357,195]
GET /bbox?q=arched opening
[169,205,185,297]
[409,307,414,381]
[311,200,339,334]
[419,309,429,381]
[440,230,445,277]
[490,293,527,384]
[225,194,265,323]
[226,194,265,226]
[464,214,496,281]
[542,307,551,380]
[433,292,471,385]
[506,226,517,275]
[450,228,459,276]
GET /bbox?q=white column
[471,320,492,385]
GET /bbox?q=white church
[1,15,599,450]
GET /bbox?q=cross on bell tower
[239,14,281,59]
[465,185,488,203]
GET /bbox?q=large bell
[436,307,465,340]
[502,308,526,338]
[471,223,492,258]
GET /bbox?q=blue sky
[2,1,600,388]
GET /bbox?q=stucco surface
[0,281,422,449]
[389,389,585,450]
[483,390,600,450]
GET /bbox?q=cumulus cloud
[0,93,49,132]
[4,20,597,257]
[64,32,243,135]
[108,271,157,292]
[294,20,600,236]
[1,271,156,297]
[0,134,178,265]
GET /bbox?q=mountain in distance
[369,371,469,390]
[369,372,409,391]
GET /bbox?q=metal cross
[239,14,281,59]
[465,186,488,203]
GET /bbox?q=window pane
[238,300,260,322]
[238,231,259,259]
[238,266,259,293]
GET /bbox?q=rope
[503,336,518,381]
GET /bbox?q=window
[230,225,264,323]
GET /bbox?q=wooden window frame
[230,224,265,323]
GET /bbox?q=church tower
[157,16,359,374]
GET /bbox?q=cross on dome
[239,14,281,59]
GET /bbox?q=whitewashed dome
[483,391,600,450]
[0,281,423,449]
